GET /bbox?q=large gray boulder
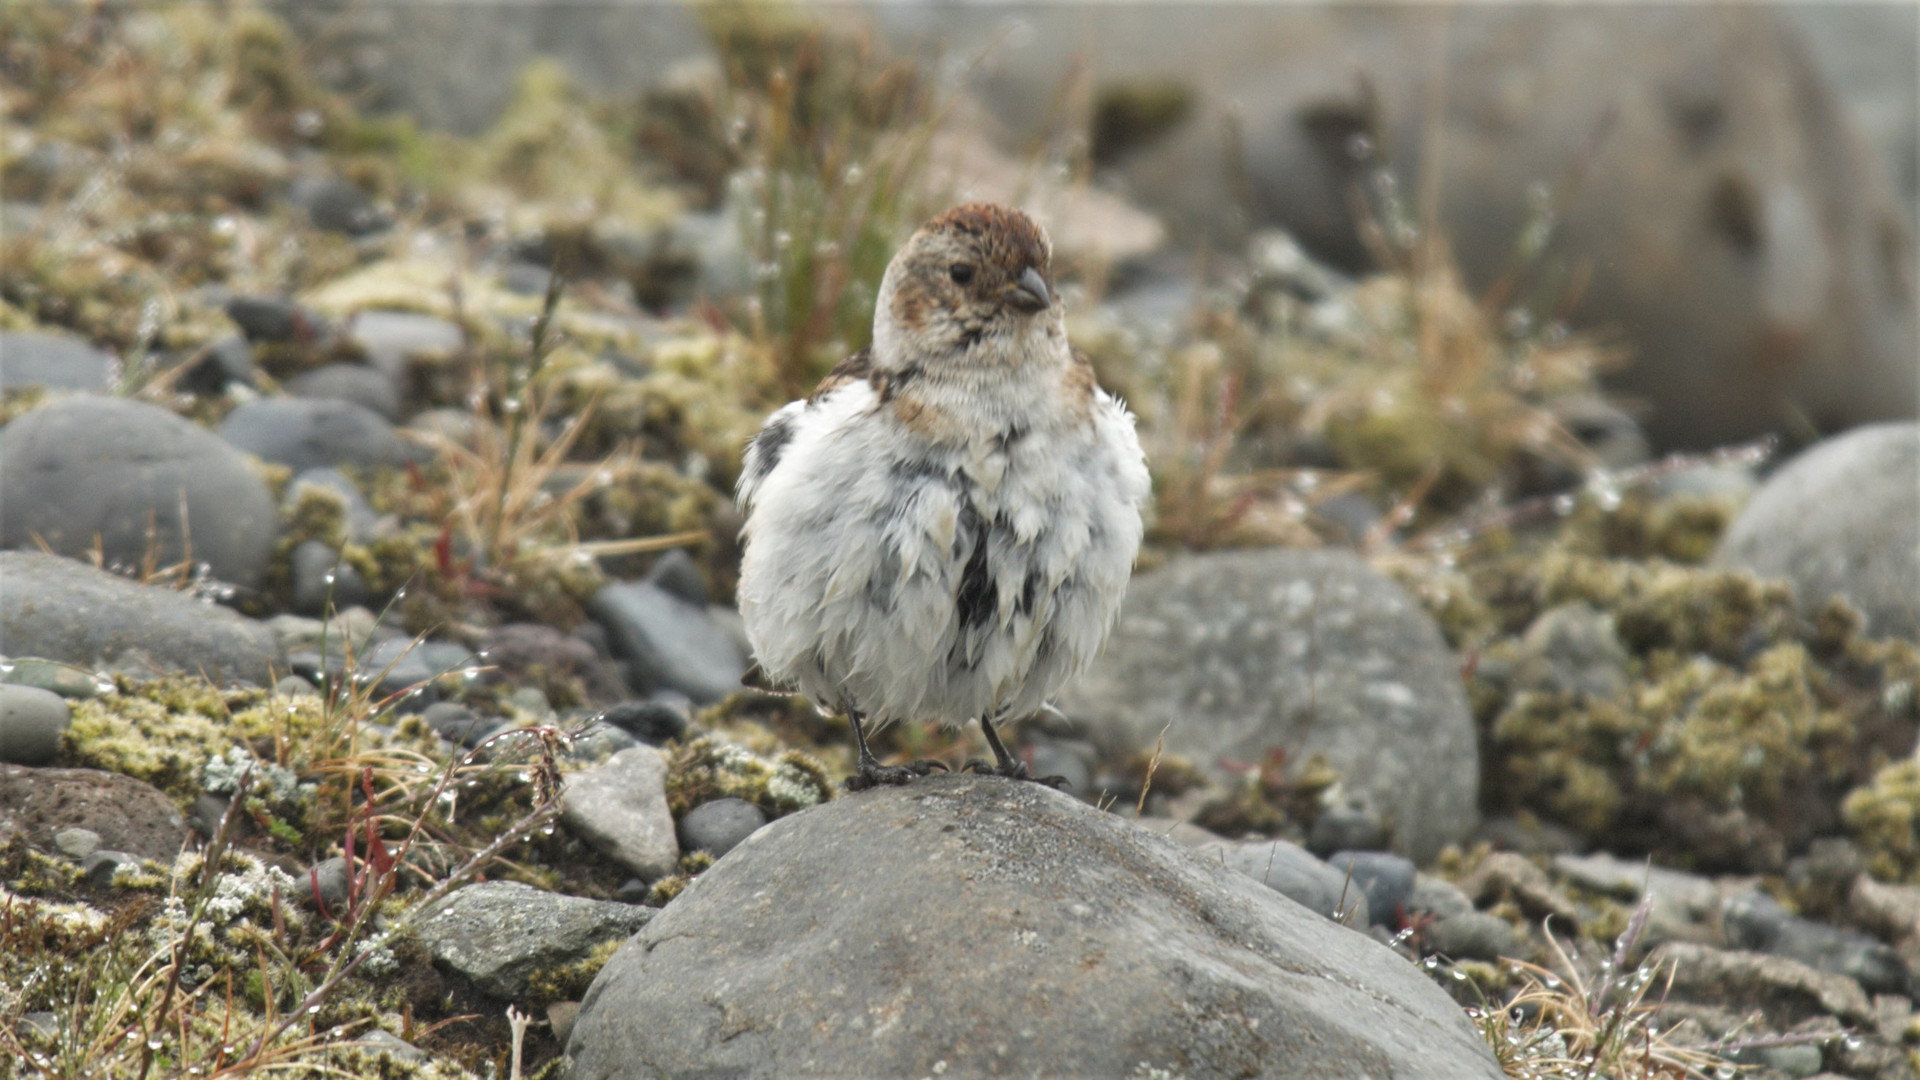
[1058,548,1479,862]
[1714,422,1920,640]
[0,552,283,685]
[0,330,115,391]
[566,775,1501,1080]
[0,397,278,588]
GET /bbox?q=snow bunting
[735,203,1149,790]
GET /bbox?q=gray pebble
[1425,912,1523,962]
[291,540,370,616]
[645,549,710,606]
[1,659,104,699]
[678,797,767,858]
[81,850,140,888]
[1026,739,1093,793]
[595,698,689,745]
[285,362,401,422]
[354,1029,427,1064]
[423,702,493,748]
[1408,874,1475,920]
[53,827,101,859]
[1324,851,1417,928]
[1308,798,1388,856]
[0,684,71,765]
[275,674,320,698]
[304,856,353,912]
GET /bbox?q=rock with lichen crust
[565,774,1503,1080]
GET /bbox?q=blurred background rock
[280,0,1917,452]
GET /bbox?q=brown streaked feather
[809,346,873,401]
[1064,348,1099,420]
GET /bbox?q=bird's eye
[948,263,975,285]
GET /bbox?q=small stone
[1650,941,1876,1029]
[547,1001,581,1046]
[1409,874,1475,920]
[613,878,650,904]
[0,684,71,765]
[18,1012,57,1041]
[1474,815,1584,855]
[507,686,553,717]
[587,581,747,703]
[347,311,462,380]
[561,746,680,881]
[219,397,415,474]
[287,175,388,236]
[1426,912,1524,962]
[225,295,326,344]
[423,702,493,748]
[0,330,114,391]
[0,658,104,699]
[1722,890,1910,996]
[1026,739,1093,793]
[565,722,639,763]
[503,261,555,296]
[81,849,139,888]
[291,541,370,616]
[282,467,378,543]
[275,674,319,698]
[1324,851,1416,928]
[644,549,710,606]
[1730,1042,1824,1079]
[1307,798,1388,855]
[1460,851,1582,927]
[1195,837,1371,926]
[1510,602,1631,699]
[52,827,100,859]
[303,856,353,912]
[174,334,257,395]
[677,798,767,859]
[414,880,653,1001]
[284,362,401,422]
[191,794,233,840]
[595,699,689,745]
[353,1029,427,1064]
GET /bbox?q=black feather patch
[744,409,797,486]
[954,500,995,632]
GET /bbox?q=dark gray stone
[502,261,554,296]
[593,699,689,745]
[1409,874,1475,920]
[1307,797,1389,856]
[566,775,1501,1080]
[1194,837,1371,926]
[0,684,70,766]
[225,295,326,344]
[0,552,282,685]
[81,849,140,888]
[1715,422,1920,640]
[302,856,353,912]
[0,330,114,390]
[676,797,766,859]
[1721,890,1910,997]
[1025,738,1094,793]
[1425,912,1525,963]
[643,548,709,606]
[415,880,653,1001]
[190,793,231,840]
[347,311,462,380]
[218,397,413,474]
[174,334,257,396]
[423,701,493,748]
[477,622,628,703]
[564,721,638,763]
[1059,548,1479,862]
[1549,852,1722,949]
[587,581,747,703]
[560,746,679,882]
[1,659,106,699]
[0,764,190,860]
[1649,941,1876,1030]
[1325,851,1417,928]
[0,397,278,587]
[290,541,369,616]
[284,363,401,421]
[287,175,388,236]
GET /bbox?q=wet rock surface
[560,746,679,882]
[0,765,190,861]
[0,552,283,684]
[1059,548,1479,862]
[566,775,1502,1080]
[0,397,279,587]
[0,684,72,766]
[414,880,653,1002]
[1715,422,1920,640]
[587,580,748,703]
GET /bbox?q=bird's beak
[1007,266,1052,313]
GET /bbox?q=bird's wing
[738,347,876,510]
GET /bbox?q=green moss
[523,937,623,1007]
[664,735,834,818]
[1844,759,1920,883]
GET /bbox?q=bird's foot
[960,758,1071,790]
[845,756,948,792]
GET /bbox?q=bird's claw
[845,756,947,792]
[960,758,1072,790]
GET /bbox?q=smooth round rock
[218,397,414,474]
[52,826,100,859]
[0,397,278,587]
[676,797,766,858]
[566,775,1501,1080]
[1425,912,1524,963]
[1715,422,1920,640]
[0,551,282,686]
[290,540,370,616]
[0,330,115,391]
[0,684,71,766]
[0,764,190,861]
[347,311,462,380]
[284,362,401,421]
[587,581,747,703]
[1059,548,1479,862]
[1324,851,1418,929]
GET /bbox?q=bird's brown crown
[923,203,1050,275]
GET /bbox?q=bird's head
[872,203,1061,372]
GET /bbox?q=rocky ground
[2,6,1918,1080]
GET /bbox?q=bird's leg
[843,711,948,792]
[962,715,1071,789]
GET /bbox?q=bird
[734,202,1150,791]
